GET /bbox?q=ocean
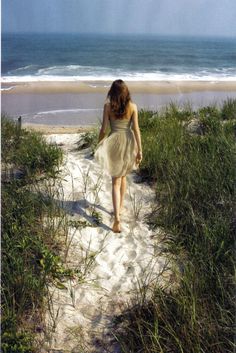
[2,33,236,125]
[2,33,236,83]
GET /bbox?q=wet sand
[2,80,236,94]
[2,80,236,128]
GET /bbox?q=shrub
[1,117,63,182]
[221,98,236,120]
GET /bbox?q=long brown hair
[107,79,131,118]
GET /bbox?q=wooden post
[18,116,22,130]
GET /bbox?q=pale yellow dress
[94,116,138,177]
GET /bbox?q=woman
[94,79,142,233]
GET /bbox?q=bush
[221,98,236,120]
[76,128,99,154]
[1,117,63,181]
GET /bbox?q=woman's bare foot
[112,219,121,233]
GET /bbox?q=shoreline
[2,80,236,94]
[2,80,236,129]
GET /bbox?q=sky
[2,0,236,37]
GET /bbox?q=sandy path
[40,134,168,353]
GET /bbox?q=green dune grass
[1,117,76,352]
[112,100,236,353]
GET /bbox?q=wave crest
[2,65,236,83]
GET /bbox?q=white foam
[34,108,102,115]
[13,64,38,72]
[2,70,236,83]
[36,64,109,76]
[1,86,16,91]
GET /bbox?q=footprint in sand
[108,261,115,271]
[128,250,137,260]
[126,235,135,245]
[97,228,105,235]
[112,283,121,292]
[114,245,122,253]
[126,265,135,275]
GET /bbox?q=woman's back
[109,116,132,132]
[106,102,136,120]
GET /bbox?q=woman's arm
[132,103,142,164]
[98,103,110,143]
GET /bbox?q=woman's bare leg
[112,177,121,232]
[120,176,126,212]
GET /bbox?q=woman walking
[95,79,142,233]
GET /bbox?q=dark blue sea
[2,33,236,83]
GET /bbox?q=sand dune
[40,133,168,352]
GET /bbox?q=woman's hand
[136,151,142,165]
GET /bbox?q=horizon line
[2,31,236,39]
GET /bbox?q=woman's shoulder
[104,100,111,111]
[128,101,137,112]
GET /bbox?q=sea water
[2,33,236,83]
[2,33,236,125]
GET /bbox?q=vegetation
[1,116,63,182]
[111,100,236,353]
[76,127,100,155]
[1,97,235,352]
[1,117,76,352]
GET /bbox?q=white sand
[40,133,169,352]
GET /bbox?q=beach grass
[111,100,236,353]
[75,127,100,155]
[1,115,63,182]
[1,117,78,352]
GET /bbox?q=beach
[2,12,236,353]
[3,80,236,94]
[3,105,235,351]
[2,80,236,129]
[2,33,236,128]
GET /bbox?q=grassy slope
[112,99,236,353]
[1,118,74,352]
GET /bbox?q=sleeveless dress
[94,116,138,177]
